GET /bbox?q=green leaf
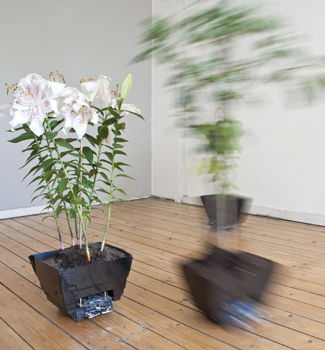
[115,173,135,180]
[100,159,112,166]
[49,119,63,130]
[99,172,109,181]
[97,188,110,195]
[42,215,55,222]
[42,158,56,170]
[76,181,92,189]
[74,195,83,205]
[93,197,103,204]
[70,153,87,159]
[59,178,69,195]
[115,137,129,143]
[115,162,130,168]
[21,164,41,182]
[113,150,127,156]
[83,146,94,165]
[84,133,98,147]
[104,152,113,162]
[57,140,75,150]
[99,125,109,139]
[8,133,35,143]
[120,110,144,120]
[19,154,39,170]
[107,107,120,119]
[103,117,117,126]
[114,188,127,197]
[31,194,45,203]
[44,131,58,142]
[198,158,206,175]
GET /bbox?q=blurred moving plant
[0,72,143,261]
[134,0,325,192]
[192,107,243,194]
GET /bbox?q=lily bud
[120,74,132,100]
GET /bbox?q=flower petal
[120,103,141,116]
[97,75,111,108]
[62,104,98,139]
[81,81,99,102]
[9,108,32,131]
[61,87,87,112]
[0,103,12,118]
[29,105,45,136]
[43,81,66,98]
[42,97,58,114]
[18,73,46,102]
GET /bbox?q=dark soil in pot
[44,243,126,270]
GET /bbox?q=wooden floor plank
[0,318,33,350]
[0,238,194,350]
[0,284,86,350]
[1,198,325,349]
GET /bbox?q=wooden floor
[1,198,325,350]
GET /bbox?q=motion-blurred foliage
[134,0,325,192]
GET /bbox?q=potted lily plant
[0,71,143,321]
[134,0,325,230]
[134,0,325,325]
[192,106,245,230]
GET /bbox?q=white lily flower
[97,75,112,108]
[81,80,99,103]
[120,103,141,116]
[62,104,98,139]
[60,88,98,139]
[61,87,86,112]
[0,103,12,118]
[43,81,66,99]
[8,73,57,136]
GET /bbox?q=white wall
[0,0,152,216]
[151,0,325,225]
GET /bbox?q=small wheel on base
[71,307,85,322]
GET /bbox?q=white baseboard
[0,196,150,220]
[248,205,325,227]
[182,195,325,227]
[0,205,51,220]
[2,196,325,227]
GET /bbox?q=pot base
[29,243,132,320]
[183,246,275,325]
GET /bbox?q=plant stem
[85,128,104,232]
[101,115,119,252]
[46,119,76,246]
[79,139,83,248]
[34,135,64,249]
[75,216,80,245]
[66,212,75,246]
[46,121,91,261]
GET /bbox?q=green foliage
[8,83,144,254]
[192,110,243,193]
[135,0,325,194]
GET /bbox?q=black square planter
[183,246,275,324]
[29,243,132,317]
[201,194,251,230]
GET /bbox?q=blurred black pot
[183,246,275,325]
[201,194,251,230]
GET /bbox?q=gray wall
[0,0,152,212]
